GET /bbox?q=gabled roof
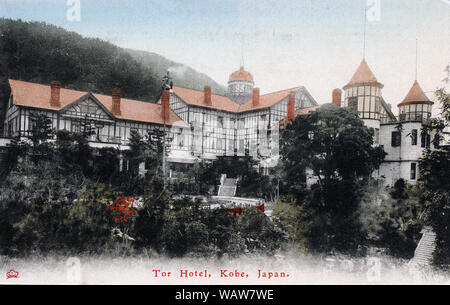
[380,97,397,122]
[398,81,434,107]
[8,79,185,126]
[10,79,86,110]
[172,86,305,113]
[172,86,240,112]
[238,87,301,113]
[93,93,186,126]
[343,60,384,90]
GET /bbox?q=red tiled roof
[172,86,301,113]
[9,79,185,126]
[92,93,186,126]
[398,81,434,106]
[239,87,301,113]
[172,86,241,112]
[9,79,309,124]
[343,60,384,90]
[229,67,254,82]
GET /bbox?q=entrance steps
[218,175,238,197]
[409,226,436,267]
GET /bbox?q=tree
[159,198,210,257]
[54,129,93,175]
[281,104,385,188]
[363,179,423,258]
[272,195,310,253]
[419,149,450,266]
[280,104,386,254]
[19,112,55,164]
[92,147,121,183]
[235,208,284,255]
[124,129,146,176]
[64,184,117,253]
[417,89,450,267]
[133,179,169,250]
[145,128,171,179]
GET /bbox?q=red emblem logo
[6,270,19,279]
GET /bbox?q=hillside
[126,49,226,95]
[0,18,225,133]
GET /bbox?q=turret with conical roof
[344,59,384,90]
[343,60,383,123]
[398,80,433,123]
[227,66,255,104]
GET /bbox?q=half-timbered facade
[2,67,319,170]
[165,67,318,161]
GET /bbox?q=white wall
[378,122,430,186]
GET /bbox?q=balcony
[398,112,431,123]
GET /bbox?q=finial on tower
[363,6,367,59]
[240,40,245,69]
[415,38,418,81]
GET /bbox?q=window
[194,113,202,124]
[228,140,235,152]
[411,129,418,145]
[421,132,431,148]
[216,138,223,150]
[238,139,245,153]
[71,121,81,133]
[178,129,184,147]
[348,97,357,111]
[374,128,380,145]
[238,119,245,130]
[229,118,235,129]
[410,163,417,180]
[217,116,224,129]
[391,131,401,147]
[7,123,13,137]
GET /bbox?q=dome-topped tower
[398,80,433,123]
[228,66,255,104]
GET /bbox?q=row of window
[398,112,431,123]
[399,104,432,115]
[228,82,254,94]
[391,129,431,148]
[345,86,381,99]
[191,112,269,130]
[347,96,382,119]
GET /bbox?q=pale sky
[1,0,449,115]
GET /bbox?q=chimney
[161,90,170,121]
[287,93,295,121]
[50,81,61,107]
[252,88,260,107]
[332,89,342,107]
[112,88,121,116]
[204,86,212,104]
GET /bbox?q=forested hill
[0,18,226,132]
[125,49,226,96]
